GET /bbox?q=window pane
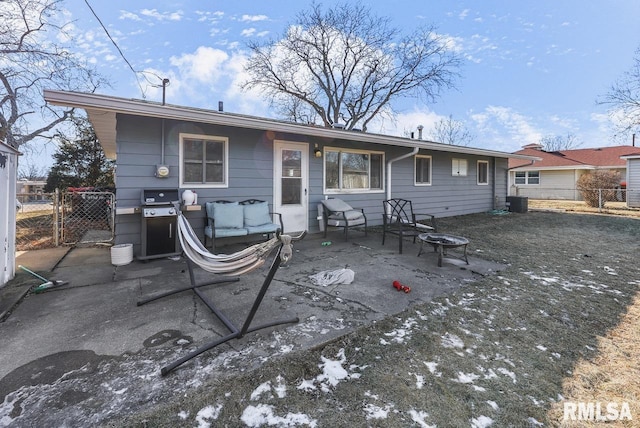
[416,157,431,184]
[325,151,339,189]
[342,152,368,189]
[528,171,540,184]
[282,178,301,204]
[184,139,203,161]
[282,150,301,178]
[205,163,223,182]
[182,136,226,185]
[515,171,525,184]
[184,163,203,183]
[205,140,223,162]
[370,154,382,189]
[478,162,488,184]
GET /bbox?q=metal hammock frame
[137,213,305,375]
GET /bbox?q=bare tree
[539,133,581,151]
[0,0,106,149]
[18,159,48,180]
[598,47,640,138]
[430,115,474,146]
[242,2,462,132]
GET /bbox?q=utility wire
[83,0,146,98]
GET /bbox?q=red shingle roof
[509,145,640,169]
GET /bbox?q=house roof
[44,90,538,162]
[509,145,640,170]
[0,141,21,155]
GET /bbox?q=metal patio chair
[382,198,437,254]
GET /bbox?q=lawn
[112,210,640,427]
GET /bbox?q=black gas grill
[139,189,181,260]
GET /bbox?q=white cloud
[241,14,268,22]
[241,28,256,37]
[119,10,141,21]
[169,46,229,84]
[140,8,183,21]
[471,106,543,151]
[459,9,469,20]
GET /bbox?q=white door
[274,141,308,233]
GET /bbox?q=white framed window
[452,158,468,176]
[477,160,489,185]
[180,133,228,188]
[324,147,384,193]
[415,155,432,186]
[514,171,540,185]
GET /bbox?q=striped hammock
[177,214,293,276]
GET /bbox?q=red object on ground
[392,280,410,293]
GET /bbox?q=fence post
[598,188,603,212]
[54,188,60,246]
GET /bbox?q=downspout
[386,147,419,200]
[492,157,497,209]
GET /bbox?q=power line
[83,0,146,98]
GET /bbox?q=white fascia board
[44,89,538,160]
[510,165,594,171]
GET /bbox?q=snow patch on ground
[441,332,465,349]
[195,404,223,428]
[471,415,494,427]
[409,409,436,428]
[240,404,317,427]
[297,348,365,393]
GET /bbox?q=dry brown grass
[529,199,640,218]
[547,291,640,426]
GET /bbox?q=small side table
[418,233,469,267]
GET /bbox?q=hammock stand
[137,214,304,376]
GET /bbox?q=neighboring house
[509,144,640,200]
[16,179,47,201]
[1,141,20,287]
[44,90,535,258]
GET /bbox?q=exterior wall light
[314,144,322,158]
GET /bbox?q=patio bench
[204,199,283,249]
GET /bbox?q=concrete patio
[0,229,505,426]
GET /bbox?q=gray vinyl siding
[627,159,640,207]
[112,113,511,251]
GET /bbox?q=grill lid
[141,189,179,205]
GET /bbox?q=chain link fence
[16,189,115,251]
[512,187,640,212]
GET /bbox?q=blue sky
[36,0,640,164]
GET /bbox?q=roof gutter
[386,147,419,200]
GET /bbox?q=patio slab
[0,230,505,426]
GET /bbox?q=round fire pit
[418,233,469,267]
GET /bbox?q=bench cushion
[327,216,366,227]
[211,202,244,229]
[243,201,272,227]
[215,227,249,238]
[245,223,280,234]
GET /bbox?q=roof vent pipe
[218,101,223,112]
[417,125,424,140]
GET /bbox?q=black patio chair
[382,198,437,254]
